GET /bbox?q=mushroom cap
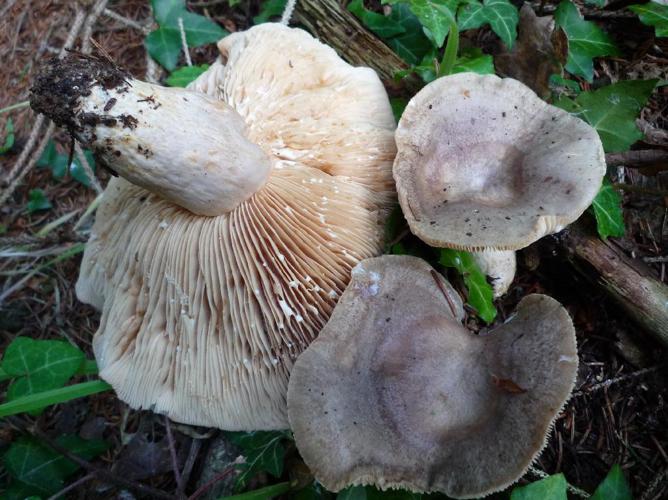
[393,73,606,251]
[288,255,578,498]
[76,24,396,430]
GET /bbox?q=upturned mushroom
[288,255,578,498]
[30,24,397,429]
[393,73,606,296]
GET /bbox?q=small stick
[606,150,668,169]
[102,8,147,32]
[281,0,298,25]
[8,417,174,500]
[165,416,185,495]
[180,438,203,496]
[527,466,590,498]
[75,141,103,194]
[572,366,663,398]
[187,464,238,500]
[46,472,96,500]
[178,17,192,67]
[81,0,110,54]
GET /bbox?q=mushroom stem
[30,56,271,216]
[471,250,516,298]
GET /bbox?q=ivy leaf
[406,0,457,48]
[458,0,519,49]
[555,79,657,152]
[151,0,185,26]
[348,0,407,39]
[145,27,182,71]
[390,97,409,122]
[70,149,96,187]
[592,178,625,239]
[439,249,496,323]
[386,4,434,64]
[226,431,289,489]
[630,2,668,38]
[1,337,85,402]
[3,435,108,497]
[166,64,211,87]
[510,473,567,500]
[591,464,632,500]
[179,12,226,46]
[554,0,618,81]
[452,48,494,74]
[253,0,288,24]
[147,0,226,70]
[26,189,52,213]
[1,118,15,154]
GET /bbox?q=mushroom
[30,24,397,429]
[288,255,578,498]
[393,73,606,296]
[471,249,516,298]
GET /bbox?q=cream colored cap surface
[76,24,396,430]
[288,255,578,498]
[394,73,606,251]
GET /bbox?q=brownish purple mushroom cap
[288,255,578,498]
[393,73,606,252]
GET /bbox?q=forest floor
[0,0,667,499]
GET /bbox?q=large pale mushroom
[288,255,578,498]
[393,73,606,296]
[30,24,397,429]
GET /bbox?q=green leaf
[151,0,185,26]
[221,481,292,499]
[439,249,496,323]
[452,48,494,74]
[458,0,519,48]
[348,0,407,39]
[166,64,211,87]
[406,0,457,48]
[630,2,668,38]
[0,380,111,418]
[150,0,226,46]
[554,0,619,81]
[1,337,85,401]
[36,141,68,179]
[180,12,226,46]
[70,149,96,187]
[3,435,108,497]
[26,189,52,213]
[37,140,58,168]
[386,4,434,64]
[510,473,567,500]
[555,79,657,152]
[338,486,367,500]
[390,97,409,123]
[253,0,288,24]
[1,118,15,154]
[549,74,582,96]
[592,178,625,239]
[145,27,182,71]
[591,464,632,500]
[226,431,289,489]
